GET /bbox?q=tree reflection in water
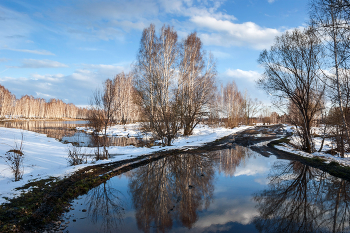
[0,120,83,140]
[85,181,125,233]
[216,146,252,177]
[0,120,152,148]
[128,146,251,233]
[253,160,350,233]
[128,154,214,233]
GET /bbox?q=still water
[0,120,156,147]
[60,144,350,233]
[0,120,87,140]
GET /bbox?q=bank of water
[58,142,350,233]
[0,120,156,148]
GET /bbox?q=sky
[0,0,309,107]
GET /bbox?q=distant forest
[0,84,89,119]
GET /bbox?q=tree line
[90,24,272,146]
[0,84,89,119]
[258,0,350,155]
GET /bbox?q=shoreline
[268,137,350,181]
[2,124,349,232]
[0,118,86,122]
[0,128,249,232]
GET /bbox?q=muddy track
[2,124,350,232]
[0,126,267,232]
[232,124,350,182]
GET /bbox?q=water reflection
[62,144,350,233]
[128,147,253,232]
[0,120,85,140]
[216,146,252,177]
[61,146,256,232]
[0,120,160,148]
[62,132,160,148]
[85,181,125,233]
[253,161,350,233]
[128,154,214,232]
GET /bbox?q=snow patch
[0,123,251,204]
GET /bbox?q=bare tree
[242,92,262,125]
[89,79,117,136]
[102,79,117,135]
[134,24,181,146]
[88,80,118,159]
[220,81,244,128]
[260,105,272,125]
[258,28,326,152]
[113,72,139,124]
[178,32,217,135]
[134,25,218,143]
[311,0,350,146]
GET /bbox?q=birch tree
[178,32,216,135]
[113,72,138,124]
[134,25,218,144]
[134,24,181,146]
[242,92,262,125]
[220,81,244,128]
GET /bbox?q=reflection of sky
[63,149,278,233]
[234,152,274,177]
[190,151,278,232]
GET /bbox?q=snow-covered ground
[0,123,251,204]
[275,125,350,167]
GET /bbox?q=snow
[273,125,350,168]
[0,123,251,204]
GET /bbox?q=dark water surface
[60,143,350,233]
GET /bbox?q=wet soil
[2,124,350,232]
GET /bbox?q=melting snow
[0,123,251,204]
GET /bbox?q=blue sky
[0,0,308,106]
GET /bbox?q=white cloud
[160,0,236,21]
[11,59,68,68]
[70,69,94,82]
[82,63,128,77]
[0,0,281,50]
[0,58,9,63]
[31,73,64,82]
[35,92,55,98]
[211,50,231,59]
[47,0,159,41]
[195,197,258,227]
[37,0,238,43]
[268,0,277,3]
[254,177,269,185]
[225,69,261,82]
[65,63,130,90]
[234,158,270,177]
[3,48,55,55]
[0,0,283,50]
[0,62,131,104]
[191,16,281,49]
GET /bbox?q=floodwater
[0,120,157,147]
[60,142,350,233]
[0,120,87,140]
